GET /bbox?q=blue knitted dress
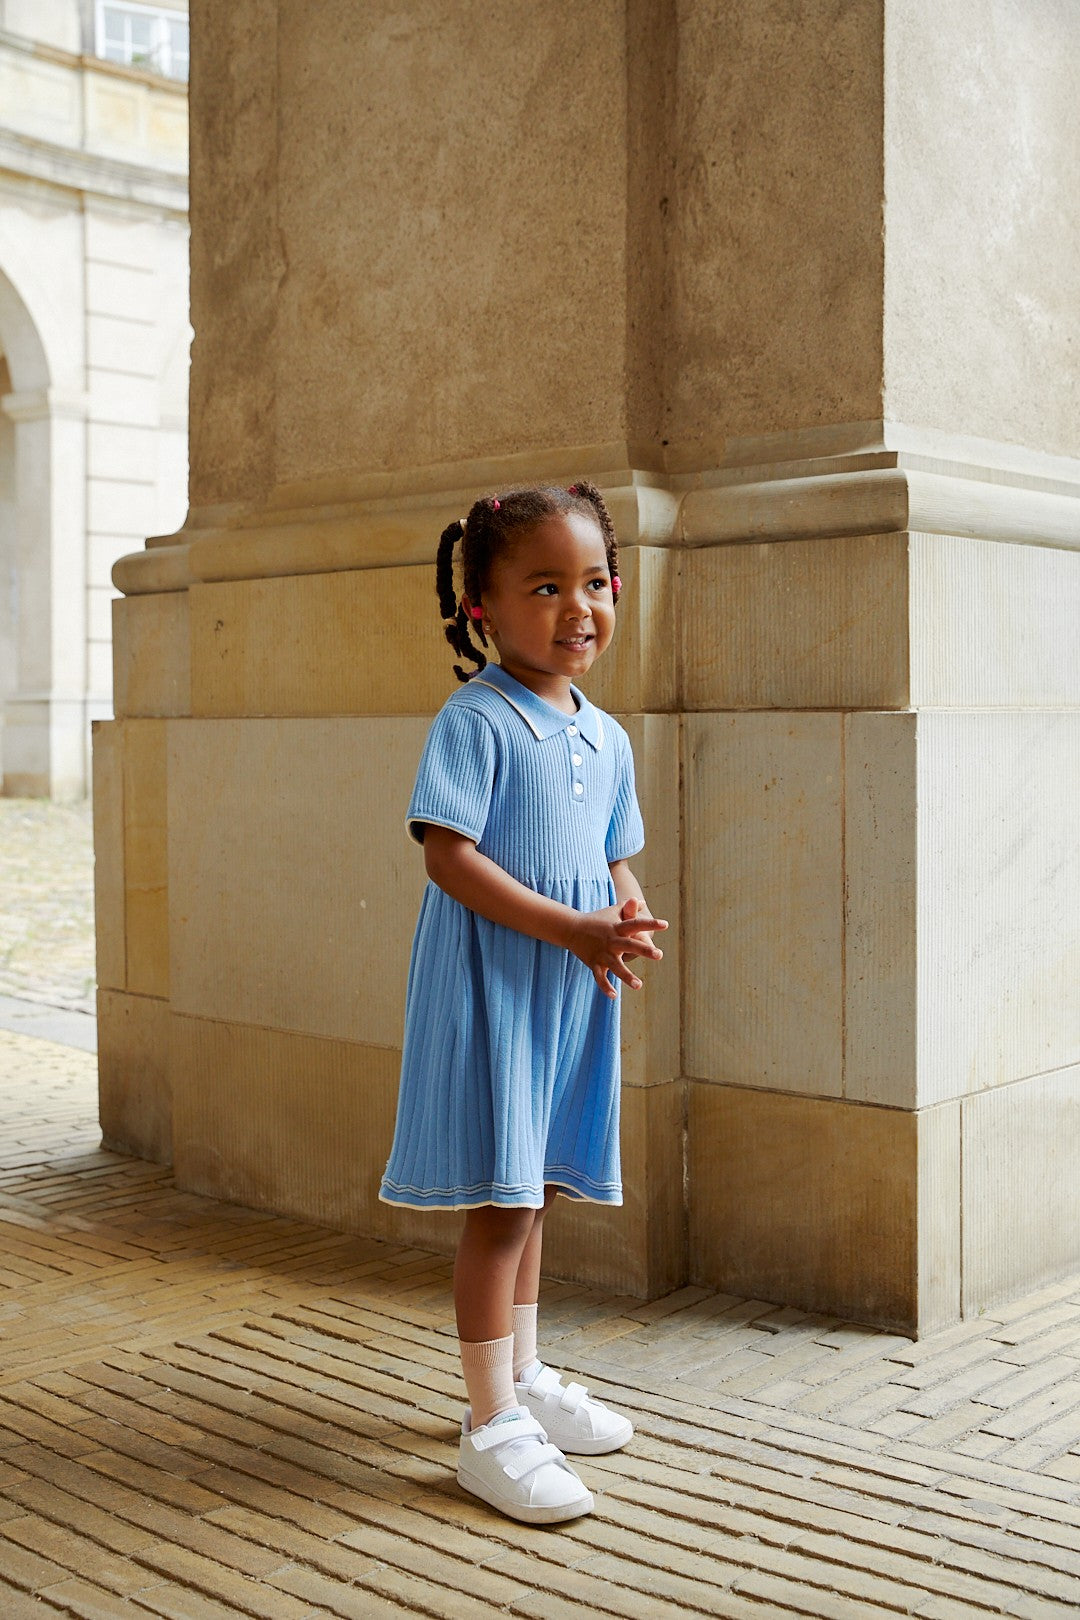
[379,662,645,1212]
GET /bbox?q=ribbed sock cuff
[460,1332,516,1427]
[511,1302,539,1381]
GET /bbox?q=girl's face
[476,512,616,705]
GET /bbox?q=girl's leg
[454,1204,536,1426]
[512,1186,559,1379]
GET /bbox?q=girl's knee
[462,1204,538,1251]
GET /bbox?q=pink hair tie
[492,497,501,510]
[568,484,578,495]
[611,575,622,593]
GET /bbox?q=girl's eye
[534,583,558,596]
[587,578,608,591]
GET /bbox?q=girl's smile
[473,512,616,711]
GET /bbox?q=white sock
[512,1302,540,1382]
[459,1333,517,1428]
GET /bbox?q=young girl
[379,482,666,1525]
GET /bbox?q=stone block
[684,713,844,1095]
[680,534,908,710]
[112,593,191,718]
[91,720,125,992]
[123,720,169,999]
[919,1097,962,1334]
[688,1082,930,1333]
[544,1079,686,1298]
[189,569,452,718]
[189,543,675,720]
[962,1065,1080,1317]
[917,712,1080,1104]
[844,712,918,1108]
[616,714,679,1086]
[909,534,1080,707]
[97,988,172,1164]
[171,1014,414,1238]
[167,718,430,1048]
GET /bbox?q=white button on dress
[573,782,584,795]
[567,725,578,736]
[572,753,583,766]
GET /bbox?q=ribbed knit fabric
[512,1302,539,1380]
[379,663,645,1213]
[460,1332,517,1427]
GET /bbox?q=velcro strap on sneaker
[559,1381,589,1412]
[502,1442,566,1482]
[527,1366,564,1399]
[468,1412,545,1453]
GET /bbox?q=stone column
[98,0,1080,1330]
[1,386,89,800]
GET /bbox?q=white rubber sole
[547,1415,634,1456]
[457,1466,594,1525]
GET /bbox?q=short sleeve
[605,726,645,862]
[406,700,497,845]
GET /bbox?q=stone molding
[113,425,1080,596]
[1,387,91,423]
[0,128,189,212]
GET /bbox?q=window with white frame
[96,2,189,82]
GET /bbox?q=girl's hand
[569,896,668,1000]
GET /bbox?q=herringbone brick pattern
[2,1030,1080,1617]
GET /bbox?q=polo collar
[469,663,604,749]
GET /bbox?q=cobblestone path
[0,799,95,1014]
[2,1033,1080,1616]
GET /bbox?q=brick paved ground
[2,800,1080,1614]
[0,799,95,1014]
[1,1035,1080,1617]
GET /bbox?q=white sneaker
[515,1364,634,1455]
[457,1406,593,1525]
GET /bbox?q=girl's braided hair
[435,480,620,683]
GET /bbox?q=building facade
[98,1,1080,1335]
[0,0,188,799]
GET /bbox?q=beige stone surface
[97,987,172,1164]
[112,592,191,718]
[662,2,885,467]
[684,713,844,1095]
[167,717,430,1048]
[918,1097,962,1334]
[909,533,1080,707]
[544,1078,687,1297]
[187,0,278,508]
[844,711,918,1108]
[189,570,451,717]
[188,544,674,719]
[273,2,626,485]
[122,720,168,999]
[90,720,125,992]
[962,1065,1080,1317]
[171,1013,685,1298]
[884,0,1080,458]
[688,1082,920,1332]
[679,534,908,710]
[917,711,1080,1104]
[615,714,679,1088]
[171,1013,405,1236]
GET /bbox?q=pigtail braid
[434,516,487,683]
[568,479,620,597]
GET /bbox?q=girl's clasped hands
[570,895,668,1000]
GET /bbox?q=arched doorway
[0,264,89,801]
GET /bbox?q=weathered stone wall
[99,0,1080,1332]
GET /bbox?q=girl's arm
[421,824,667,1000]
